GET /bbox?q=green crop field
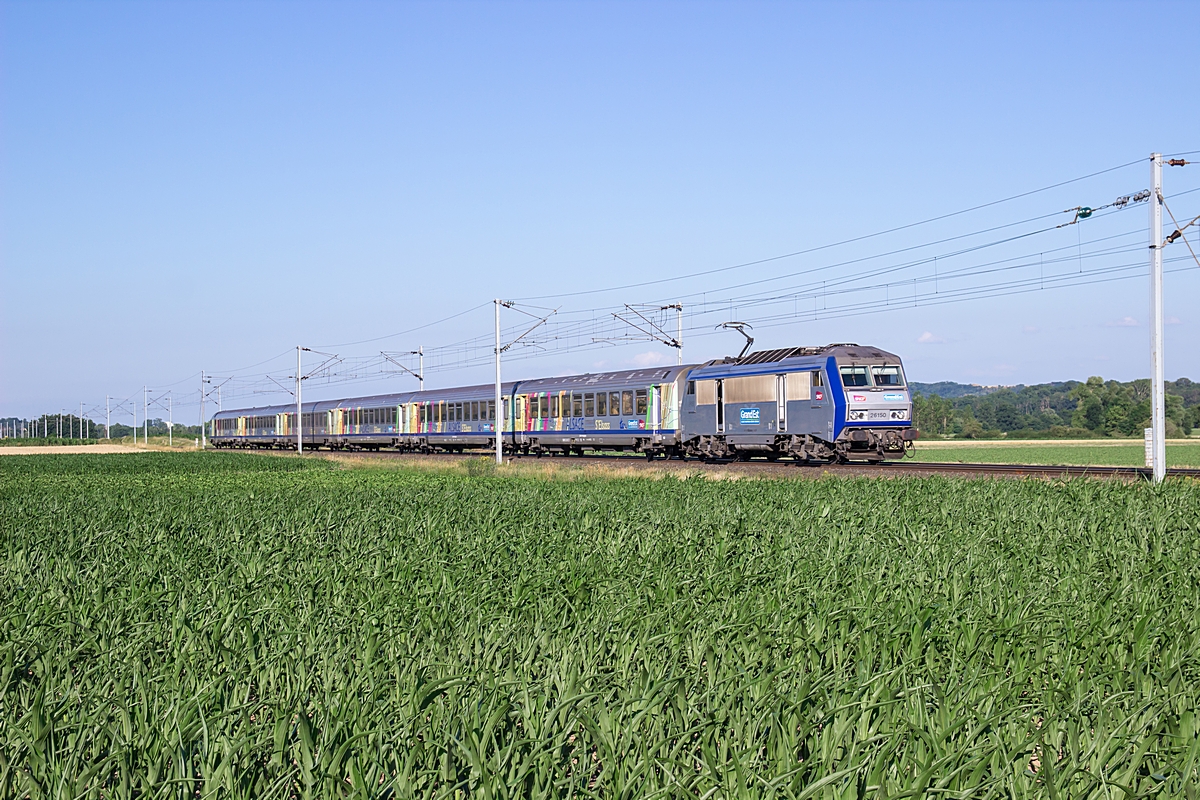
[910,441,1200,468]
[3,452,1199,798]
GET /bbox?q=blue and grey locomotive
[209,343,915,462]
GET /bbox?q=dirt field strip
[0,444,142,456]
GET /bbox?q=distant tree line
[912,377,1199,439]
[1,415,202,440]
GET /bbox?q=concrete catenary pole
[144,386,149,443]
[168,393,173,447]
[1149,153,1166,484]
[494,300,503,465]
[200,371,206,449]
[106,395,111,439]
[676,305,683,365]
[296,346,303,455]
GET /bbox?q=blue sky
[3,0,1198,421]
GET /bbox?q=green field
[3,453,1199,798]
[910,440,1200,468]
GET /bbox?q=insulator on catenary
[1166,230,1182,244]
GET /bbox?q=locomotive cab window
[871,365,905,387]
[839,365,870,387]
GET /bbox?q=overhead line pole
[1149,153,1166,484]
[297,346,304,455]
[676,305,683,365]
[494,300,502,465]
[200,371,207,449]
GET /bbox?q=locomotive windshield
[839,363,906,387]
[839,365,870,387]
[870,365,905,387]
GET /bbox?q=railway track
[329,449,1200,480]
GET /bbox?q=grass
[910,439,1200,468]
[2,451,1199,798]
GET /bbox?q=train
[209,343,915,462]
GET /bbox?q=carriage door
[776,375,787,432]
[715,379,725,432]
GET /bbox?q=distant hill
[909,381,1016,399]
[908,377,1198,438]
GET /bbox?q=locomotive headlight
[890,409,909,420]
[848,409,867,421]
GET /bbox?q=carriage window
[596,392,607,416]
[622,391,633,416]
[469,401,476,421]
[550,395,559,418]
[487,400,495,420]
[584,393,594,417]
[839,365,870,387]
[609,392,620,415]
[572,394,583,418]
[502,398,509,421]
[871,365,905,387]
[635,389,648,416]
